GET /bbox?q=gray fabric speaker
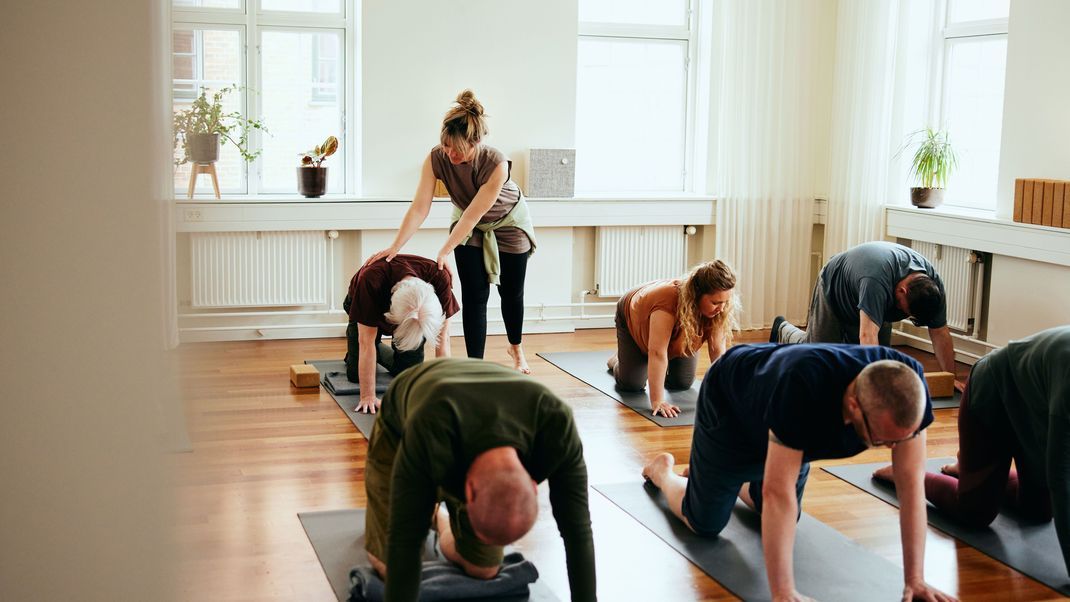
[526,148,575,198]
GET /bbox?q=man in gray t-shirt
[773,241,959,375]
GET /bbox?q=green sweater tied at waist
[450,197,536,285]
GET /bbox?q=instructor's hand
[436,245,454,270]
[363,246,399,268]
[651,400,680,418]
[354,396,382,414]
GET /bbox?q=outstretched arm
[762,433,807,601]
[858,310,882,345]
[928,326,957,374]
[892,432,957,601]
[646,310,677,417]
[364,155,437,266]
[355,323,381,413]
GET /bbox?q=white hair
[384,278,444,351]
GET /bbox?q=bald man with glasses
[643,343,956,602]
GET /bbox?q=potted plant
[904,127,957,209]
[298,135,339,198]
[172,85,266,166]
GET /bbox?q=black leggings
[453,244,529,358]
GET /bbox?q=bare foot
[941,462,960,478]
[642,452,675,486]
[681,466,690,478]
[606,353,618,373]
[507,344,532,375]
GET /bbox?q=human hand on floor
[954,379,966,394]
[651,400,680,418]
[872,464,895,483]
[355,396,382,414]
[902,579,957,602]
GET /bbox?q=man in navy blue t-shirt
[643,343,955,602]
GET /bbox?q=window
[172,1,352,197]
[575,0,697,193]
[934,0,1009,210]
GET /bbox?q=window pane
[260,0,341,14]
[947,0,1009,24]
[174,0,241,9]
[579,0,688,27]
[943,36,1007,210]
[172,28,245,195]
[576,37,687,192]
[260,30,344,194]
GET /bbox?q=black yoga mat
[298,509,558,602]
[537,350,697,427]
[824,459,1070,596]
[306,360,392,439]
[931,389,961,410]
[593,481,904,601]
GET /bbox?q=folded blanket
[323,370,391,397]
[348,552,538,602]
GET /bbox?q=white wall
[984,0,1070,344]
[0,1,172,600]
[996,0,1070,219]
[361,0,578,196]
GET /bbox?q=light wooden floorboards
[176,330,1063,601]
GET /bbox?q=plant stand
[187,163,221,199]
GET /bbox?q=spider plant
[906,128,957,189]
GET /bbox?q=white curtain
[823,0,938,258]
[712,0,831,329]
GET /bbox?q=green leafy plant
[300,135,339,168]
[904,128,958,189]
[172,86,267,165]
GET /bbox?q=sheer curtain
[712,0,831,329]
[823,0,936,257]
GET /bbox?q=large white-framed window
[171,0,356,197]
[930,0,1009,211]
[575,0,699,194]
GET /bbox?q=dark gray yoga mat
[298,509,558,602]
[537,350,697,427]
[931,389,961,410]
[306,360,392,439]
[824,459,1070,595]
[593,481,904,601]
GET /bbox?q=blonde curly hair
[676,260,740,353]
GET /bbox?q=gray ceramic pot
[910,187,945,209]
[187,133,220,164]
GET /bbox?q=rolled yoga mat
[537,350,697,427]
[306,359,392,439]
[823,459,1070,596]
[298,508,558,602]
[593,481,904,601]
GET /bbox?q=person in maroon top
[343,254,460,413]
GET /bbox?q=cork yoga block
[924,371,956,398]
[1013,178,1070,229]
[290,364,320,388]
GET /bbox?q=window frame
[171,0,358,197]
[576,0,701,193]
[927,1,1009,210]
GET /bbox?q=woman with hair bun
[365,89,536,373]
[609,260,740,418]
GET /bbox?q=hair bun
[455,89,484,116]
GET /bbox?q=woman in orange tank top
[609,260,740,418]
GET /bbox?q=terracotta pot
[298,167,328,198]
[910,187,945,209]
[187,133,220,164]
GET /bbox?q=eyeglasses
[858,403,920,447]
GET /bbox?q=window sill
[885,203,1070,267]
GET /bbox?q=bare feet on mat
[642,452,676,486]
[606,352,618,373]
[941,452,962,477]
[507,344,532,375]
[872,464,895,482]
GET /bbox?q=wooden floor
[176,330,1063,601]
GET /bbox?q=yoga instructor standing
[365,89,536,373]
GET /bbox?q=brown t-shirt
[344,254,460,334]
[622,280,711,359]
[429,145,531,254]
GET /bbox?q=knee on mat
[664,374,696,391]
[462,563,500,581]
[959,506,999,528]
[614,374,646,392]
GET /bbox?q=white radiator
[190,231,328,308]
[909,241,984,334]
[595,226,687,296]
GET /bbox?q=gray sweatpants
[778,274,892,345]
[613,296,698,391]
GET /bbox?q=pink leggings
[924,381,1052,526]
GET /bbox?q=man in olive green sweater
[364,358,596,602]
